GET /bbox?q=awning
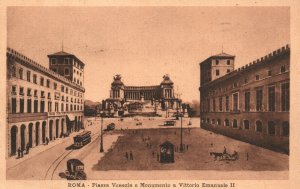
[67,114,75,121]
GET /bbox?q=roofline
[199,54,235,65]
[7,47,85,92]
[47,52,85,66]
[200,44,290,88]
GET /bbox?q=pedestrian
[46,137,49,145]
[26,143,30,154]
[246,152,249,161]
[130,151,133,160]
[152,151,155,158]
[21,147,24,157]
[223,146,227,154]
[17,147,21,158]
[157,153,160,161]
[125,152,128,160]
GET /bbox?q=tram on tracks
[73,131,92,148]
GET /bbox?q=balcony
[8,112,48,123]
[19,92,24,96]
[41,95,45,99]
[48,111,82,117]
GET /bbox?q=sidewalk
[6,119,97,170]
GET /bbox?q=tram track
[44,131,101,180]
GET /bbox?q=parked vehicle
[65,159,87,180]
[163,120,176,126]
[172,113,183,117]
[73,131,91,148]
[106,123,115,131]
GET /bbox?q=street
[6,117,288,180]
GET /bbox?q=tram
[73,131,92,148]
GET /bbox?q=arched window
[232,119,238,128]
[244,120,250,130]
[224,119,229,126]
[282,121,289,136]
[268,121,276,135]
[256,120,263,132]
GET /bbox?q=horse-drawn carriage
[65,159,87,180]
[210,151,239,161]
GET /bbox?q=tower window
[51,58,57,64]
[268,70,272,76]
[227,69,230,73]
[216,69,220,76]
[65,68,70,76]
[64,58,70,64]
[227,60,230,65]
[281,65,286,73]
[216,59,219,65]
[256,75,260,80]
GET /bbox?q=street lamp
[179,108,184,152]
[100,111,104,153]
[176,99,179,120]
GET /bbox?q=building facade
[105,74,177,113]
[6,48,85,157]
[199,45,290,153]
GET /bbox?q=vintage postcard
[1,1,300,189]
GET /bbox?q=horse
[210,152,224,160]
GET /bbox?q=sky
[7,7,290,102]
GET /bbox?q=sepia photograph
[2,2,298,188]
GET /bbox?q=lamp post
[100,111,104,153]
[179,109,184,152]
